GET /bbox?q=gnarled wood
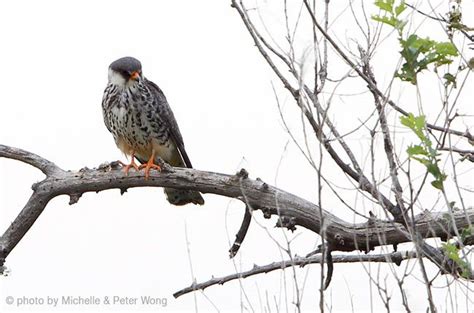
[1,144,472,276]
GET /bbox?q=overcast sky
[1,0,473,312]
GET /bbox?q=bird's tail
[164,188,205,206]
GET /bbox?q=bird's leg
[118,151,140,175]
[139,149,162,179]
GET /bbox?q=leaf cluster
[372,0,458,84]
[400,113,447,189]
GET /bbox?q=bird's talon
[139,163,162,179]
[118,158,140,175]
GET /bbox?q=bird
[101,56,204,206]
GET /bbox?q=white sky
[0,0,473,312]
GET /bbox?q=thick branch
[1,145,472,274]
[230,0,471,280]
[0,144,61,175]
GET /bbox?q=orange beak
[130,71,140,80]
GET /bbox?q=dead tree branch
[230,0,473,287]
[174,250,419,298]
[229,204,252,258]
[0,144,472,280]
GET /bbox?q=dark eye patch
[119,70,130,79]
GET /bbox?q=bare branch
[0,144,61,176]
[301,0,474,143]
[439,147,474,162]
[229,204,252,258]
[173,250,419,298]
[0,145,472,278]
[231,0,297,97]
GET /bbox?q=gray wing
[145,78,194,168]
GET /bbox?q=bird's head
[108,56,143,87]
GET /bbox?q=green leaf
[372,1,406,32]
[443,73,457,88]
[400,113,427,140]
[400,113,415,128]
[396,35,458,84]
[461,227,473,242]
[401,113,448,190]
[394,1,406,16]
[442,242,473,278]
[442,242,459,260]
[375,0,393,12]
[413,115,426,132]
[406,145,428,156]
[435,42,458,56]
[431,179,444,190]
[411,156,430,166]
[427,163,446,180]
[372,15,399,28]
[395,19,408,32]
[460,266,472,279]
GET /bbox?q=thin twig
[229,205,252,258]
[301,0,474,143]
[173,251,419,298]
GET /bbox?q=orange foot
[118,152,140,175]
[138,150,161,179]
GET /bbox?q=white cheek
[109,72,126,86]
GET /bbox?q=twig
[229,204,252,258]
[439,147,474,162]
[173,251,419,298]
[301,0,474,143]
[359,47,406,221]
[232,0,402,220]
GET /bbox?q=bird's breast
[103,84,174,163]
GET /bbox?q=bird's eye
[118,70,129,77]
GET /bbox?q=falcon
[102,56,204,206]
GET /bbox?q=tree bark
[1,144,472,275]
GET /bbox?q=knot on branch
[235,168,249,179]
[68,193,83,205]
[79,166,91,173]
[256,177,269,190]
[98,161,122,172]
[392,251,403,266]
[276,216,297,232]
[31,181,40,191]
[334,234,345,246]
[261,207,272,219]
[368,211,377,226]
[155,157,172,172]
